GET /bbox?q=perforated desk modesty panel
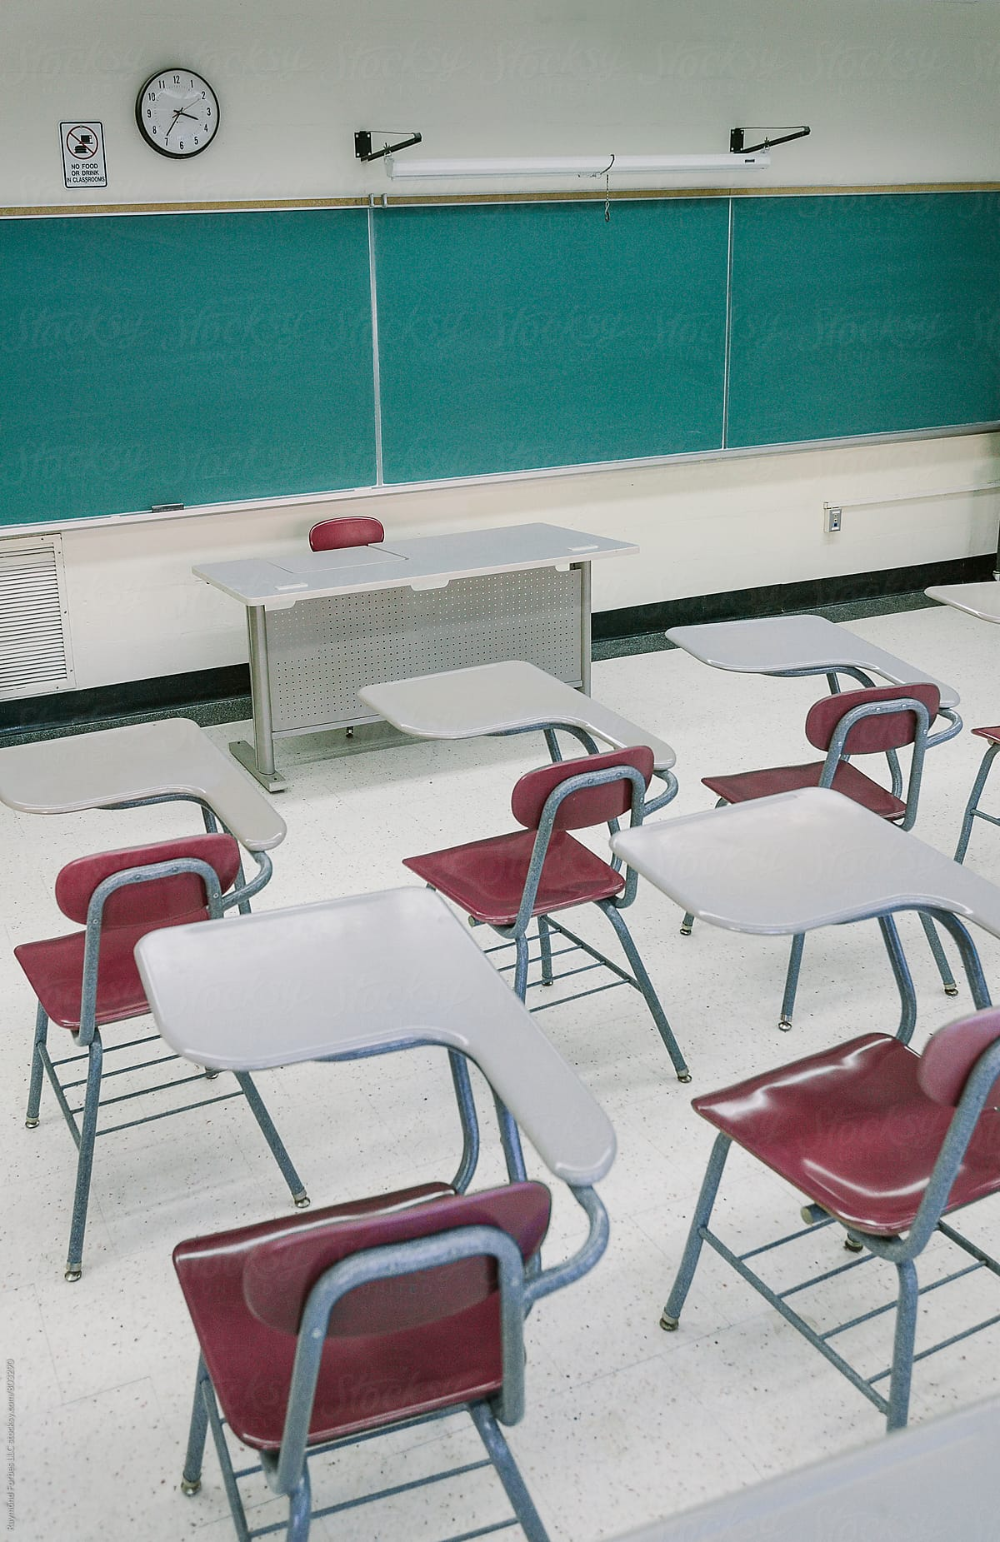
[266,565,583,734]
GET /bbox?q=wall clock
[135,68,220,158]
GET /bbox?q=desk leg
[230,605,288,793]
[575,560,592,694]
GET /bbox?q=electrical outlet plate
[824,503,842,534]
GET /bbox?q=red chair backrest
[243,1181,551,1338]
[511,746,654,832]
[54,834,242,928]
[918,1007,1000,1107]
[805,683,940,756]
[309,517,385,551]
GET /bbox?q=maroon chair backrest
[54,833,242,929]
[243,1180,551,1338]
[805,683,940,756]
[308,517,385,551]
[511,746,654,833]
[918,1007,1000,1107]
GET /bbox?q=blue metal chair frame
[465,758,690,1082]
[954,737,1000,867]
[662,904,1000,1433]
[681,690,962,1029]
[180,1180,609,1542]
[25,848,310,1281]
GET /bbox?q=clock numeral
[179,140,185,150]
[158,78,165,88]
[150,125,157,135]
[205,106,211,117]
[148,91,155,101]
[146,108,152,118]
[172,74,180,83]
[193,136,199,145]
[200,91,206,98]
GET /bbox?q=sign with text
[60,122,107,188]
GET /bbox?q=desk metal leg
[574,561,592,694]
[230,605,287,793]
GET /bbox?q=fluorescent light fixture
[385,152,771,180]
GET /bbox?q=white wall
[4,0,999,689]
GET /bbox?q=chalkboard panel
[0,209,376,524]
[374,199,731,484]
[726,192,1000,448]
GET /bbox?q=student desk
[134,884,616,1191]
[667,615,960,711]
[610,786,999,1032]
[194,522,635,791]
[0,717,286,852]
[614,1395,1000,1542]
[926,580,1000,624]
[610,786,1000,942]
[359,659,678,813]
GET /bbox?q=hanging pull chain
[603,154,615,222]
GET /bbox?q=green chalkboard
[3,191,999,530]
[373,199,731,483]
[727,192,1000,448]
[0,209,376,524]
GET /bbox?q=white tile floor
[5,602,1000,1542]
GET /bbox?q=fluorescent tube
[385,152,771,179]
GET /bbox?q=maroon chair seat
[403,828,625,927]
[15,910,205,1031]
[693,1032,1000,1236]
[14,833,242,1032]
[972,726,1000,745]
[308,516,384,552]
[702,760,907,821]
[174,1180,551,1450]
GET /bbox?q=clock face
[136,69,219,158]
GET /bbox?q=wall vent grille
[0,535,75,699]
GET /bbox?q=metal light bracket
[355,130,422,163]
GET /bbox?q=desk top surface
[134,886,616,1188]
[926,580,1000,624]
[359,661,676,771]
[667,615,959,708]
[0,718,286,852]
[195,523,636,609]
[611,787,1000,937]
[615,1396,1000,1542]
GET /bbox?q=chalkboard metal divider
[367,206,385,486]
[721,197,735,451]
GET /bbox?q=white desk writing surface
[0,718,286,852]
[614,1395,1000,1542]
[194,522,635,791]
[359,660,677,772]
[667,614,960,710]
[610,787,1000,938]
[195,524,635,610]
[926,581,1000,624]
[134,885,616,1189]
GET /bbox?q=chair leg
[25,1001,48,1128]
[878,915,917,1047]
[201,1360,254,1542]
[778,933,805,1031]
[181,1356,211,1496]
[492,1093,528,1183]
[887,1260,919,1432]
[600,902,690,1082]
[285,1466,312,1542]
[661,1133,732,1330]
[470,1401,549,1542]
[512,934,530,1000]
[65,1034,103,1282]
[918,912,959,997]
[537,915,554,986]
[233,1072,310,1208]
[955,742,1000,864]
